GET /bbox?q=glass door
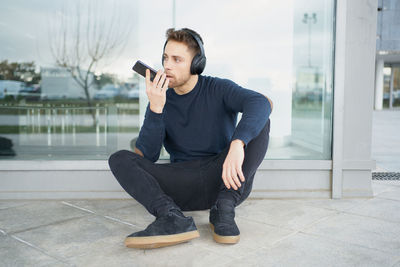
[383,64,400,109]
[392,66,400,108]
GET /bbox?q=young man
[108,28,273,249]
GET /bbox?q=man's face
[163,40,195,88]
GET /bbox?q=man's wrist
[231,139,245,148]
[150,105,163,114]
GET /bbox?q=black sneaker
[209,204,240,244]
[125,210,200,249]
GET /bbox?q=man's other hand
[222,139,246,190]
[134,147,144,157]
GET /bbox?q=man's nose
[163,59,172,70]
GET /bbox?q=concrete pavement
[1,180,400,267]
[372,109,400,172]
[0,110,399,266]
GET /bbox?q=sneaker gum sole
[209,223,240,244]
[124,230,200,249]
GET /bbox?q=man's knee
[108,149,139,170]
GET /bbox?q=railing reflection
[0,103,142,159]
[9,104,108,147]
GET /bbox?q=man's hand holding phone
[145,69,169,114]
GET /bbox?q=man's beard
[170,73,191,89]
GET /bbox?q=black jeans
[108,118,270,217]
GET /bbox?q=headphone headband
[183,29,205,58]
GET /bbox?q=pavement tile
[1,197,400,266]
[62,199,138,214]
[0,200,31,210]
[393,258,400,267]
[98,203,156,229]
[0,201,90,234]
[69,234,231,267]
[190,216,295,260]
[345,197,400,223]
[372,180,400,188]
[302,212,400,255]
[371,182,400,197]
[184,209,210,228]
[235,199,337,231]
[291,198,368,212]
[0,233,68,267]
[223,232,398,267]
[374,186,400,201]
[13,214,138,262]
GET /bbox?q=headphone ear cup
[190,54,200,75]
[191,54,206,75]
[197,56,206,74]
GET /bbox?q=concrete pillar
[332,0,377,198]
[375,58,384,110]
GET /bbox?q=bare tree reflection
[48,0,133,126]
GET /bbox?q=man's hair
[165,28,203,56]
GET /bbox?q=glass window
[383,66,392,108]
[0,0,139,160]
[393,66,400,108]
[0,0,335,161]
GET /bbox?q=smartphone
[132,60,157,82]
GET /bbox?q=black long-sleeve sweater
[135,75,272,163]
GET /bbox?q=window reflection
[0,0,335,160]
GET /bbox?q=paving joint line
[295,210,342,232]
[232,210,350,256]
[103,215,138,227]
[262,230,300,251]
[9,215,91,235]
[9,233,73,266]
[254,212,342,252]
[237,208,340,233]
[61,200,139,227]
[61,201,96,214]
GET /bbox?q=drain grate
[372,172,400,180]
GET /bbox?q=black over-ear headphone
[162,28,206,75]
